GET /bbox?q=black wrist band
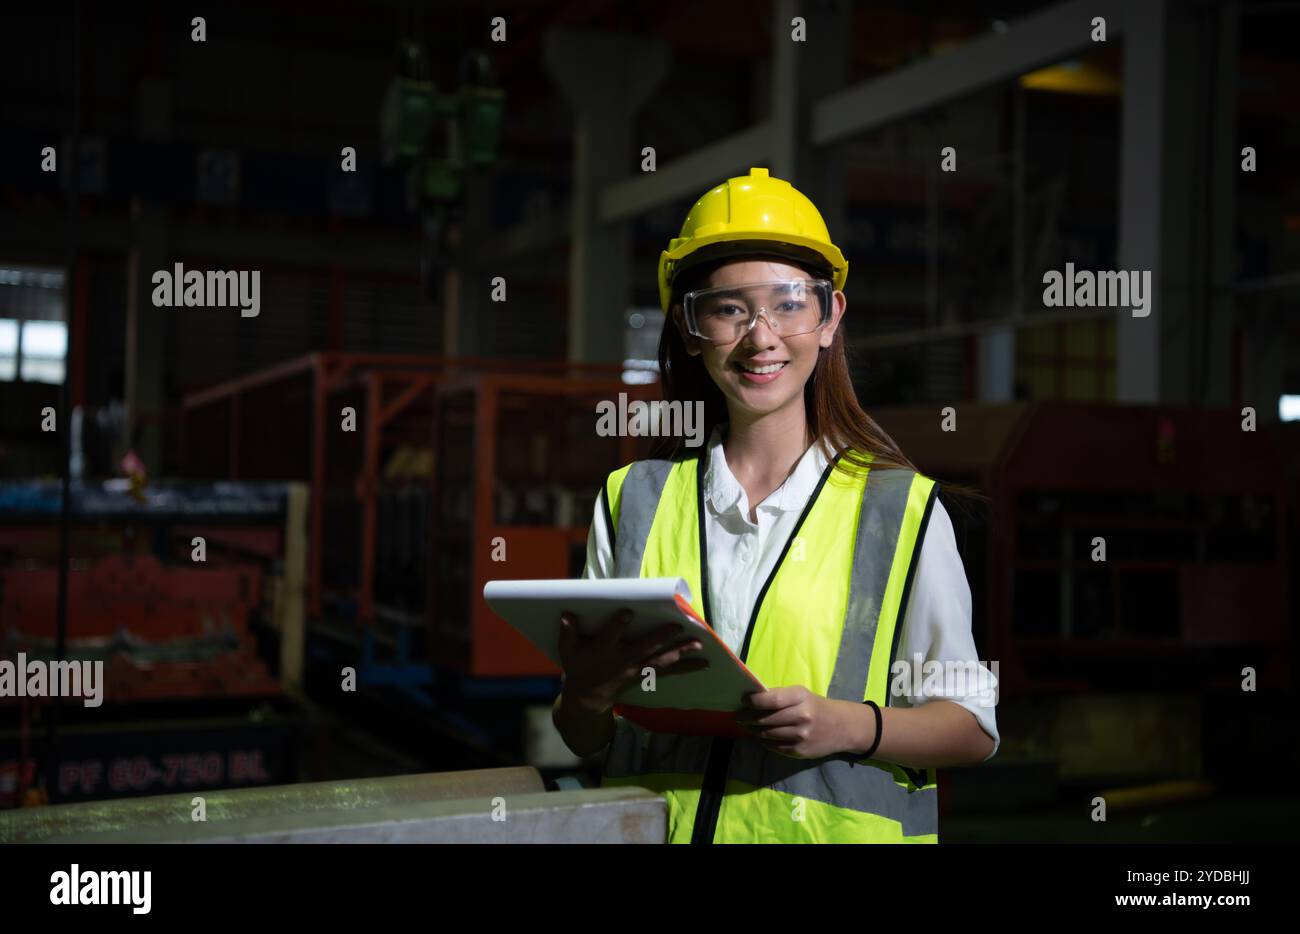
[861,699,882,759]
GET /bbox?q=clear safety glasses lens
[684,278,832,343]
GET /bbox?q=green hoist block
[381,77,437,163]
[422,160,461,201]
[461,87,505,166]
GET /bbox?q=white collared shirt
[583,425,999,760]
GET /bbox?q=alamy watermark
[0,654,103,707]
[151,262,260,317]
[1042,262,1151,317]
[888,654,999,708]
[50,864,151,914]
[595,393,704,448]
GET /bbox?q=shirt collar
[702,423,830,517]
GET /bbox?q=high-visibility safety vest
[597,449,941,844]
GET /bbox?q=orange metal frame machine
[181,353,660,680]
[431,372,658,678]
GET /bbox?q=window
[0,265,66,384]
[0,319,16,380]
[1015,319,1115,401]
[20,320,67,383]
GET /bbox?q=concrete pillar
[1157,1,1217,405]
[979,328,1016,401]
[1116,0,1165,403]
[769,0,800,182]
[783,0,851,253]
[544,28,669,365]
[978,85,1026,403]
[1124,0,1243,407]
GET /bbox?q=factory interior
[1,0,1298,846]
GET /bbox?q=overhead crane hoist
[379,34,505,297]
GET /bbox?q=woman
[553,167,998,843]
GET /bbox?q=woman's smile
[733,358,789,383]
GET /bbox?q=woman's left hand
[736,686,871,759]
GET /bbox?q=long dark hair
[650,251,988,514]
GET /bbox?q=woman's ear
[819,290,847,349]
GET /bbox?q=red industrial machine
[0,552,278,703]
[0,482,288,705]
[0,481,298,807]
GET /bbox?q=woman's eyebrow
[704,286,746,299]
[708,280,806,299]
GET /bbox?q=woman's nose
[743,308,780,344]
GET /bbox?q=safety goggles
[682,277,833,343]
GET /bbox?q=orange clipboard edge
[611,593,764,739]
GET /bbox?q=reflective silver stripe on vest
[606,720,937,836]
[605,718,714,776]
[825,468,916,703]
[730,741,938,836]
[613,458,674,577]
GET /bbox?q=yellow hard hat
[657,166,848,313]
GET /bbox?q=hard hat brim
[660,237,847,312]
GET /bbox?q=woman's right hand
[556,608,709,714]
